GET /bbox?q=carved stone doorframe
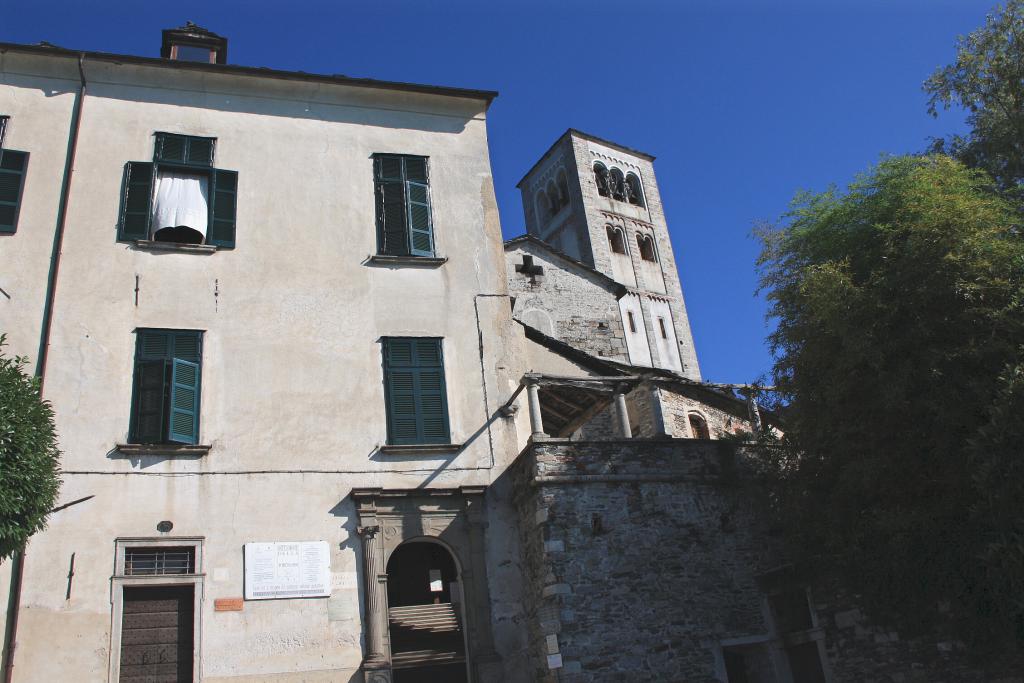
[353,486,501,683]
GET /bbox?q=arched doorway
[387,540,469,683]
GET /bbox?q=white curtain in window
[151,170,209,239]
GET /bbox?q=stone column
[526,379,547,439]
[358,525,389,671]
[613,385,632,438]
[746,393,763,435]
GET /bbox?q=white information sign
[244,541,331,600]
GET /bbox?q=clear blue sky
[2,0,985,382]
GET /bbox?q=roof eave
[0,42,499,105]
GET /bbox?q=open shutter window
[404,157,433,256]
[0,150,29,234]
[168,358,200,444]
[117,162,154,242]
[406,178,433,256]
[131,360,167,443]
[207,169,237,248]
[376,157,408,256]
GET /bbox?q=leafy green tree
[925,0,1024,199]
[0,337,61,560]
[757,155,1024,644]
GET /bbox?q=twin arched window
[636,233,657,262]
[536,171,571,222]
[594,163,645,207]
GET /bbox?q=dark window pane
[175,44,212,62]
[787,642,826,683]
[771,590,813,632]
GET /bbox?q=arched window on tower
[609,168,626,202]
[625,173,645,207]
[556,170,570,209]
[637,233,657,262]
[546,182,560,218]
[536,190,551,222]
[593,163,610,197]
[606,225,626,254]
[688,413,710,440]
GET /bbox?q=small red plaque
[214,597,244,612]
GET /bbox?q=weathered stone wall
[511,440,777,682]
[510,439,1024,683]
[506,242,628,363]
[661,386,750,439]
[813,583,1024,683]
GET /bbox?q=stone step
[391,648,465,669]
[388,603,461,633]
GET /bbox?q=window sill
[366,254,447,267]
[377,443,463,456]
[134,240,218,254]
[115,443,212,457]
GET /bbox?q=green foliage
[756,155,1024,645]
[925,1,1024,199]
[0,336,61,560]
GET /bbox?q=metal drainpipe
[2,52,87,683]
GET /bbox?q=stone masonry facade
[510,439,778,682]
[508,439,1024,683]
[507,239,629,363]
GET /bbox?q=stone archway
[387,539,469,682]
[353,487,500,683]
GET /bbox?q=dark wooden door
[119,585,194,683]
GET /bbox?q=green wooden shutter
[414,339,449,443]
[171,332,201,362]
[155,133,214,167]
[0,150,29,234]
[131,360,167,443]
[376,156,408,256]
[384,338,449,445]
[117,162,154,242]
[186,137,215,166]
[168,358,200,444]
[155,133,188,163]
[207,169,237,248]
[405,158,433,257]
[384,338,418,443]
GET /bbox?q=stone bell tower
[516,129,701,380]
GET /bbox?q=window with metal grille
[124,546,196,575]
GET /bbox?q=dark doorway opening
[119,584,194,683]
[387,541,468,682]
